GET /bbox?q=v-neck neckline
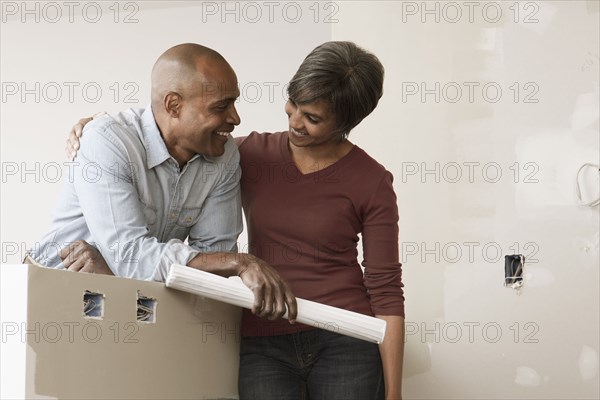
[281,131,357,178]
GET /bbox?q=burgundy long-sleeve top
[239,132,404,337]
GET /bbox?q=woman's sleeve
[234,135,248,147]
[361,171,405,317]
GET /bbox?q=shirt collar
[140,106,171,169]
[140,105,212,169]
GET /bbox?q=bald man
[29,44,297,321]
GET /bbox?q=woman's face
[284,98,341,149]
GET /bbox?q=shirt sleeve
[74,121,200,281]
[187,141,243,254]
[361,171,405,317]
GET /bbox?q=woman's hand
[66,112,106,160]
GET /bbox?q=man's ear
[164,92,182,118]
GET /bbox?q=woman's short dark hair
[287,41,384,135]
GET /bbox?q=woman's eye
[306,115,318,123]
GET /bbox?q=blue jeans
[239,329,385,400]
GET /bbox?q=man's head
[151,43,241,160]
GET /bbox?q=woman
[67,41,405,400]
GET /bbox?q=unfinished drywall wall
[333,1,599,398]
[1,1,598,398]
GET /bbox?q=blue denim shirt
[31,107,242,281]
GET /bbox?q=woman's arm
[66,116,93,160]
[67,117,248,160]
[234,135,247,147]
[361,171,406,399]
[377,315,405,400]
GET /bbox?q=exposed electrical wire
[576,163,600,207]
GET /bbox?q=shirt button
[185,216,193,224]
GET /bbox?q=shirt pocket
[139,199,158,227]
[176,207,202,228]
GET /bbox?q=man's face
[177,62,241,157]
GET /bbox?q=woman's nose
[288,109,303,130]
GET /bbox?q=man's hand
[189,253,297,323]
[66,116,93,160]
[60,240,114,275]
[237,254,298,322]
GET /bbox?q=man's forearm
[187,252,247,276]
[187,251,298,322]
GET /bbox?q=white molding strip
[166,264,387,344]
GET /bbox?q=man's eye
[306,115,318,123]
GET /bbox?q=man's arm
[167,146,295,320]
[73,121,183,279]
[187,139,243,256]
[65,117,296,320]
[187,252,296,320]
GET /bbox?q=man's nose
[227,104,241,126]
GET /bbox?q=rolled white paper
[166,264,387,344]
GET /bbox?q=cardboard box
[1,264,241,399]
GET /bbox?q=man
[29,43,296,321]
